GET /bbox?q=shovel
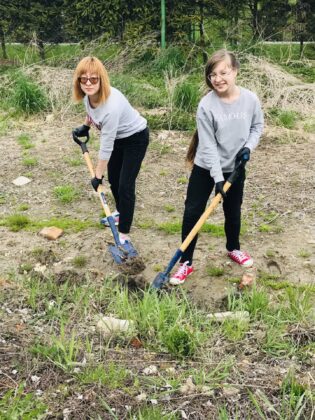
[72,133,138,264]
[151,160,245,289]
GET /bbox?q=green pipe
[161,0,166,49]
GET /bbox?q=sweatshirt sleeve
[197,110,224,183]
[245,96,264,152]
[98,110,120,161]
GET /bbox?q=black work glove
[236,147,250,165]
[72,124,90,139]
[91,176,103,192]
[215,181,227,199]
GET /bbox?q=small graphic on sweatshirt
[87,115,101,131]
[214,112,247,122]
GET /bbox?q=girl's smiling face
[208,59,237,96]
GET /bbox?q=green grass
[0,384,47,419]
[17,133,34,149]
[0,213,97,232]
[174,80,199,112]
[17,203,29,211]
[53,185,80,204]
[22,155,38,167]
[72,255,88,268]
[164,204,175,212]
[206,265,224,277]
[77,362,130,388]
[155,220,225,236]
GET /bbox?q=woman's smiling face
[79,72,101,98]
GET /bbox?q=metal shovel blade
[108,241,138,264]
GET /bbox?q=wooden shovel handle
[82,152,112,218]
[179,180,232,252]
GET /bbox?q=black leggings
[180,164,245,265]
[107,127,149,233]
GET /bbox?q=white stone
[143,365,158,375]
[12,176,32,186]
[207,311,250,323]
[96,315,134,337]
[135,393,147,402]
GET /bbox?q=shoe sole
[169,272,194,286]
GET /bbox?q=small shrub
[10,72,48,114]
[163,324,197,357]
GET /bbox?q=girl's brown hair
[72,56,111,105]
[186,49,239,165]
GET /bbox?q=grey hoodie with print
[194,87,264,183]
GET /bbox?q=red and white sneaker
[169,261,194,285]
[119,233,131,244]
[228,250,253,267]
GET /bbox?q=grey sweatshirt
[195,87,264,183]
[84,87,147,161]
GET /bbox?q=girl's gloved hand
[215,181,227,199]
[91,176,104,192]
[236,147,250,164]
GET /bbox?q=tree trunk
[38,39,45,61]
[299,36,304,58]
[199,3,207,64]
[249,0,259,39]
[0,26,8,59]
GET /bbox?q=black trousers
[107,127,149,233]
[180,164,245,264]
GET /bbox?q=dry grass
[239,54,315,115]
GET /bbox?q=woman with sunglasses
[169,49,264,285]
[72,56,149,245]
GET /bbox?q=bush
[174,81,199,112]
[268,108,299,129]
[10,72,48,114]
[153,46,187,72]
[163,324,197,357]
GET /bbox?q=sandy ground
[0,116,314,308]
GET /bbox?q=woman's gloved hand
[72,124,90,139]
[91,176,104,192]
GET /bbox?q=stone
[207,311,250,323]
[39,227,63,240]
[97,316,134,337]
[12,176,31,186]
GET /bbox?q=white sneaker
[100,210,119,227]
[119,233,131,244]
